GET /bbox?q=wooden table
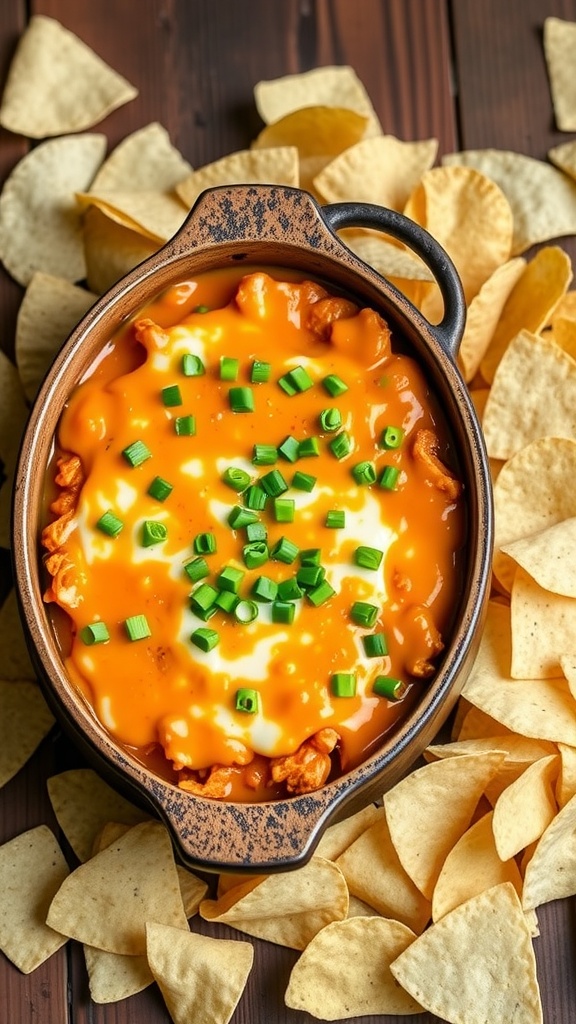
[2,2,576,1022]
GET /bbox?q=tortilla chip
[285,916,422,1018]
[501,517,576,598]
[347,895,380,918]
[16,273,97,400]
[548,315,576,361]
[0,825,69,973]
[200,857,348,950]
[555,742,576,807]
[46,768,149,862]
[431,812,523,922]
[0,133,106,286]
[456,704,512,742]
[0,681,54,790]
[176,147,299,209]
[548,140,576,180]
[383,751,505,900]
[458,257,526,382]
[0,589,35,680]
[339,229,433,282]
[335,808,431,933]
[83,205,157,295]
[493,437,576,592]
[76,188,188,244]
[314,802,382,861]
[46,821,188,955]
[390,883,543,1024]
[313,135,437,210]
[0,15,137,138]
[492,755,559,861]
[543,17,576,132]
[511,567,576,678]
[443,148,576,255]
[91,122,191,192]
[254,65,382,137]
[146,922,254,1024]
[522,792,576,909]
[84,945,153,1004]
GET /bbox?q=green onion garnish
[297,564,325,589]
[380,425,405,449]
[183,556,210,583]
[352,461,377,485]
[354,545,383,570]
[234,601,259,624]
[298,437,320,458]
[214,590,239,613]
[270,537,299,564]
[191,627,219,652]
[193,304,210,314]
[242,541,269,569]
[161,384,183,407]
[274,497,295,523]
[220,356,239,381]
[174,415,196,436]
[228,386,254,413]
[329,431,352,460]
[300,548,322,566]
[319,407,342,432]
[124,614,151,642]
[350,601,379,628]
[227,506,259,529]
[307,579,336,606]
[362,632,388,658]
[245,521,267,543]
[252,444,278,466]
[331,672,356,697]
[193,532,217,555]
[96,510,124,537]
[147,476,173,502]
[122,440,152,468]
[217,565,245,594]
[278,435,300,463]
[260,469,288,497]
[222,466,251,492]
[322,374,348,397]
[190,583,219,615]
[79,622,110,646]
[251,576,278,603]
[277,577,304,601]
[181,353,205,376]
[282,365,314,393]
[379,466,400,491]
[272,601,295,625]
[277,374,297,397]
[141,520,168,547]
[243,484,268,511]
[235,687,260,712]
[373,676,406,700]
[292,470,316,492]
[326,509,345,528]
[250,360,271,384]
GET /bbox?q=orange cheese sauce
[44,268,465,800]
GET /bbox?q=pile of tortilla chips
[3,12,576,1024]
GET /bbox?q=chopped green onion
[278,435,300,463]
[291,470,317,492]
[243,484,268,511]
[322,374,348,397]
[250,359,271,383]
[352,461,377,485]
[297,564,326,589]
[191,627,219,652]
[222,466,251,492]
[193,532,217,555]
[235,687,260,713]
[373,676,407,700]
[277,577,304,601]
[307,579,336,606]
[228,386,254,413]
[193,304,210,314]
[277,374,297,396]
[272,601,296,625]
[122,440,152,468]
[124,614,151,642]
[217,565,245,594]
[300,548,321,566]
[298,436,320,458]
[329,431,352,460]
[214,590,239,613]
[181,353,205,376]
[242,541,269,569]
[331,672,356,697]
[273,497,295,523]
[379,466,400,491]
[380,425,405,449]
[220,356,239,381]
[190,583,219,614]
[362,632,388,658]
[234,600,259,624]
[270,537,299,564]
[96,509,124,538]
[141,520,168,547]
[161,384,182,407]
[79,621,110,646]
[354,545,384,570]
[260,469,288,497]
[350,601,379,628]
[183,556,210,583]
[227,506,259,529]
[326,509,345,528]
[245,522,267,543]
[252,444,277,466]
[251,576,278,603]
[282,365,314,393]
[174,415,196,436]
[319,407,342,432]
[147,476,173,502]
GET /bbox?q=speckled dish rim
[12,185,493,873]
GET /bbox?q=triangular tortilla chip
[91,122,192,192]
[492,755,559,861]
[0,681,54,789]
[543,16,576,132]
[502,517,576,598]
[176,147,299,209]
[254,65,382,136]
[84,945,153,1004]
[511,568,576,679]
[313,135,437,210]
[457,257,525,382]
[83,205,158,295]
[314,802,382,861]
[522,792,576,910]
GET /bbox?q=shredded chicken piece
[400,604,444,678]
[412,428,462,501]
[42,454,85,606]
[133,317,170,351]
[270,728,339,794]
[178,765,237,799]
[43,551,84,608]
[42,509,77,553]
[306,296,359,338]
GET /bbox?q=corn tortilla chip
[254,65,382,137]
[91,122,191,192]
[314,801,382,861]
[84,945,153,1004]
[83,205,157,296]
[340,229,433,282]
[548,315,576,361]
[383,751,505,900]
[0,681,54,790]
[285,917,422,1018]
[0,825,69,973]
[511,568,576,678]
[176,147,299,209]
[0,589,35,680]
[543,17,576,132]
[16,273,97,401]
[146,922,254,1024]
[502,517,576,598]
[200,856,348,950]
[492,755,559,861]
[560,654,576,703]
[347,895,379,918]
[46,821,188,955]
[46,768,149,862]
[522,792,576,910]
[431,812,522,922]
[76,188,188,244]
[0,133,106,285]
[313,135,437,210]
[0,15,137,138]
[548,140,576,180]
[390,883,543,1024]
[458,257,525,382]
[456,704,513,741]
[555,742,576,807]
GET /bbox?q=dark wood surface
[2,2,576,1022]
